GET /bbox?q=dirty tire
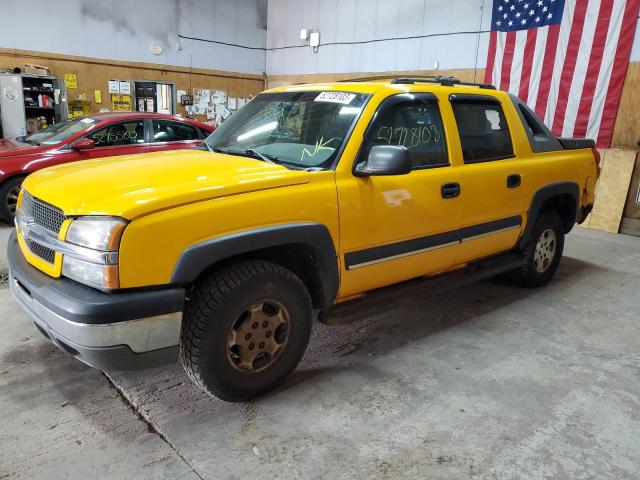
[510,212,565,288]
[179,260,313,402]
[0,176,25,223]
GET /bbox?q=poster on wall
[64,74,77,89]
[146,98,155,112]
[108,80,120,94]
[119,81,131,95]
[112,94,132,112]
[211,90,227,105]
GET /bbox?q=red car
[0,112,214,222]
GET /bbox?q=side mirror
[355,145,412,177]
[72,138,95,151]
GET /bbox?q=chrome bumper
[7,230,183,371]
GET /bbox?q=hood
[22,150,311,219]
[0,138,43,157]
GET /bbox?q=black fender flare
[171,222,339,309]
[517,181,580,250]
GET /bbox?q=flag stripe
[535,24,561,120]
[573,0,615,137]
[551,0,590,135]
[509,30,529,95]
[527,25,549,112]
[562,0,604,137]
[485,30,498,84]
[587,0,627,140]
[501,31,517,91]
[596,0,640,146]
[494,32,507,90]
[518,28,538,102]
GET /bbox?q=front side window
[204,91,369,169]
[89,120,145,147]
[451,100,513,163]
[364,97,448,169]
[152,120,199,142]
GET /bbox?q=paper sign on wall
[238,98,246,108]
[64,74,77,89]
[108,80,120,94]
[94,90,102,104]
[119,81,131,95]
[112,94,132,111]
[228,97,237,110]
[211,90,227,105]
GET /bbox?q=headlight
[63,217,127,289]
[66,217,127,250]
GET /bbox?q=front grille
[21,191,65,234]
[26,238,56,264]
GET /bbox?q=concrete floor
[1,223,639,479]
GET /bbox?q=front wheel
[510,212,565,288]
[0,176,25,223]
[179,260,313,401]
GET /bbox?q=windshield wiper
[244,148,277,164]
[200,142,214,152]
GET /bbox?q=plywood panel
[611,62,640,150]
[588,149,637,233]
[622,154,640,220]
[0,48,265,121]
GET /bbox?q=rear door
[449,94,526,265]
[148,119,203,153]
[73,118,149,160]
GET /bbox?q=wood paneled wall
[0,48,265,119]
[267,64,640,150]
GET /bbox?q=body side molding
[171,222,339,308]
[517,181,580,250]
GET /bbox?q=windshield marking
[300,137,337,162]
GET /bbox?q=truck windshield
[204,91,369,169]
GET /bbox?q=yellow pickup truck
[8,77,599,401]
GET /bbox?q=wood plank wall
[267,63,640,150]
[0,48,266,120]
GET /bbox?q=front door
[135,82,157,113]
[336,93,462,298]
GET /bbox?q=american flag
[484,0,639,147]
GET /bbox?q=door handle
[507,174,521,188]
[441,182,461,199]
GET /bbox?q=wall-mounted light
[300,28,320,52]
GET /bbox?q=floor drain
[0,269,8,286]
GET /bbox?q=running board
[321,252,526,326]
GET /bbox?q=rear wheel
[179,260,313,401]
[510,212,565,288]
[0,176,25,223]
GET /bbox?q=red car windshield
[30,117,99,146]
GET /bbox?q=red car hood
[0,138,49,158]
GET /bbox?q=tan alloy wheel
[6,184,20,216]
[226,300,290,373]
[533,228,557,273]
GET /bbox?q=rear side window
[152,120,199,142]
[451,100,513,163]
[366,98,448,169]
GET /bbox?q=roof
[84,111,210,127]
[264,76,501,97]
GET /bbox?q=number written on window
[90,120,145,147]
